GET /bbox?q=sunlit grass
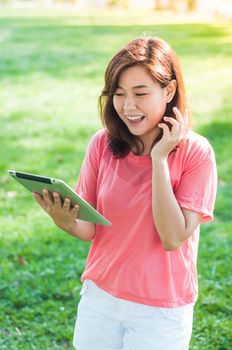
[0,11,231,350]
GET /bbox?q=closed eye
[114,92,124,96]
[114,92,148,96]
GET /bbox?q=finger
[173,108,185,132]
[32,192,44,204]
[173,107,183,122]
[158,122,170,138]
[53,192,62,209]
[32,192,47,210]
[71,204,79,218]
[32,191,42,199]
[63,197,71,212]
[163,116,179,132]
[172,108,186,136]
[42,189,54,205]
[163,117,180,139]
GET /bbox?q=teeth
[126,115,144,121]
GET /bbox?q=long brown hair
[99,36,190,158]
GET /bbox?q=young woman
[33,37,217,350]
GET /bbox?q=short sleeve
[75,132,101,208]
[175,146,217,223]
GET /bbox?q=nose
[123,96,137,112]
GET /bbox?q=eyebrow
[117,85,149,89]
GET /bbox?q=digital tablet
[8,170,111,226]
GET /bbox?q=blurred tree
[0,0,201,11]
[154,0,198,11]
[168,0,175,11]
[186,0,198,11]
[155,0,162,9]
[109,0,128,6]
[77,0,108,8]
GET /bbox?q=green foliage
[0,10,231,350]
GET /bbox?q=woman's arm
[33,189,95,241]
[151,157,200,250]
[151,107,200,251]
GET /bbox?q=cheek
[148,95,167,112]
[146,100,167,121]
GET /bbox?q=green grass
[0,9,232,350]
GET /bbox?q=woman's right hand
[32,189,80,232]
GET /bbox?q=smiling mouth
[126,115,145,123]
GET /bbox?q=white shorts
[73,280,194,350]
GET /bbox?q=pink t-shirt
[75,128,217,307]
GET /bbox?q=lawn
[0,9,232,350]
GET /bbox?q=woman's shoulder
[180,129,215,162]
[88,128,108,147]
[87,128,110,157]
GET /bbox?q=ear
[165,79,177,103]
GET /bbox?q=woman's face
[113,65,175,152]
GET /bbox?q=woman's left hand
[150,107,187,160]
